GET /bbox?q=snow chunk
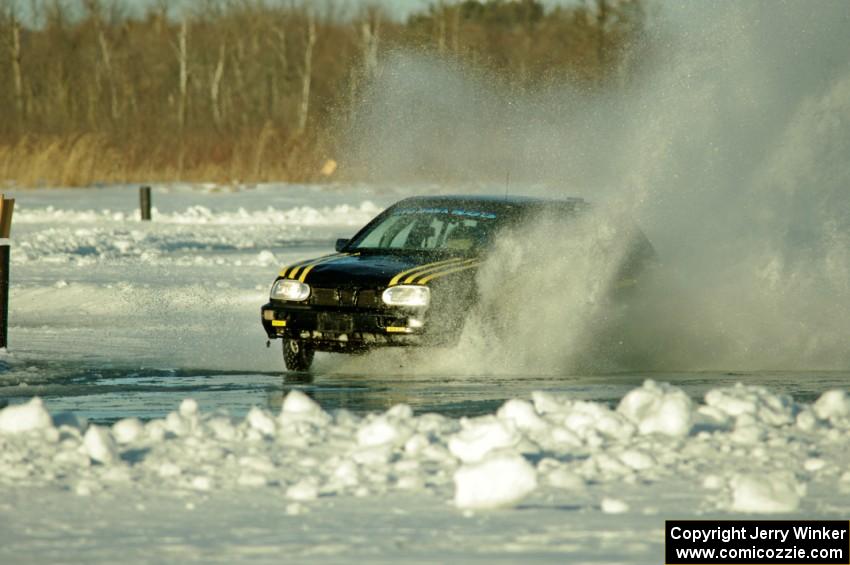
[617,380,693,437]
[803,458,826,473]
[255,250,277,266]
[357,416,410,448]
[702,475,724,490]
[83,425,118,464]
[448,416,521,463]
[497,399,548,431]
[191,476,213,491]
[286,479,319,502]
[796,409,818,431]
[546,468,586,490]
[705,384,794,426]
[179,398,199,419]
[729,473,804,513]
[0,397,53,434]
[280,390,329,425]
[454,453,537,510]
[112,418,144,444]
[813,390,850,422]
[158,463,182,478]
[619,449,656,471]
[281,390,321,414]
[246,407,276,436]
[561,401,635,442]
[601,498,629,514]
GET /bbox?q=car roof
[392,194,587,210]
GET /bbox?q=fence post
[140,186,152,221]
[0,195,15,349]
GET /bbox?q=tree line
[0,0,648,186]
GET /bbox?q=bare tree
[361,7,380,79]
[273,25,288,79]
[176,18,189,133]
[5,4,25,126]
[451,5,460,53]
[436,1,446,54]
[153,0,167,35]
[272,24,289,122]
[595,0,610,78]
[297,11,316,134]
[84,0,120,123]
[210,42,225,129]
[174,17,190,174]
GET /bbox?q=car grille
[310,287,381,308]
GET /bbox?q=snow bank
[11,201,384,265]
[14,202,382,226]
[0,383,847,515]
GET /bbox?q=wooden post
[0,194,15,349]
[139,186,152,221]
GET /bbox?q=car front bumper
[260,302,428,351]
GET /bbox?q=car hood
[278,252,480,287]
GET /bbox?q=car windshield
[348,207,500,253]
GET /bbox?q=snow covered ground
[0,184,848,563]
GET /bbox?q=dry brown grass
[0,129,331,187]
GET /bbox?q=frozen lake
[0,184,848,565]
[1,185,845,423]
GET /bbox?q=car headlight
[271,279,311,301]
[382,285,430,307]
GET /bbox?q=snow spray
[345,2,850,372]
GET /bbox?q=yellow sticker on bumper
[271,320,287,327]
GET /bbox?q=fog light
[408,318,424,328]
[262,310,274,320]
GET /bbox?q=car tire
[282,339,314,372]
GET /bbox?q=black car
[260,195,652,371]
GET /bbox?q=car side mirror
[335,238,350,252]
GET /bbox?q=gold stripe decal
[280,255,327,279]
[298,253,352,283]
[289,254,343,280]
[402,259,467,284]
[388,258,463,286]
[417,260,480,284]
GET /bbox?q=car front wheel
[282,339,314,372]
